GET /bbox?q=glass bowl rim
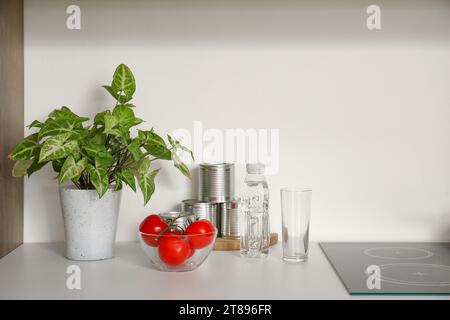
[139,228,217,238]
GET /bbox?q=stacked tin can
[181,163,240,239]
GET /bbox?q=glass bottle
[240,163,270,258]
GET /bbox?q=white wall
[24,0,450,242]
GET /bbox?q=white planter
[59,186,122,261]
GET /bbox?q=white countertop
[0,242,448,300]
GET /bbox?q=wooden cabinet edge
[0,0,24,259]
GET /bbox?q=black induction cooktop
[320,242,450,295]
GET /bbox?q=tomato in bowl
[139,214,217,272]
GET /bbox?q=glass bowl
[138,228,217,272]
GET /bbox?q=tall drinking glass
[280,188,312,262]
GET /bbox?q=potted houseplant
[9,64,193,261]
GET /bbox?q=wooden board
[0,0,24,258]
[214,233,278,251]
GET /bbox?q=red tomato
[158,236,190,266]
[163,229,182,236]
[188,246,195,258]
[139,214,168,247]
[184,220,216,249]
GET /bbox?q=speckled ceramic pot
[59,186,122,261]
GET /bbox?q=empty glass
[280,188,312,262]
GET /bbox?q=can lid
[159,211,184,219]
[182,199,211,206]
[246,163,265,174]
[200,163,234,170]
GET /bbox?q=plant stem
[72,179,82,189]
[105,134,111,150]
[111,145,128,156]
[108,148,130,181]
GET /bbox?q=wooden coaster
[214,233,278,251]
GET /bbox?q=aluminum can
[199,163,235,203]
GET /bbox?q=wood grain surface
[214,233,278,251]
[0,0,24,258]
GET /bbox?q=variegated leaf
[12,159,34,177]
[39,133,79,163]
[9,133,40,160]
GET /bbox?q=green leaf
[102,85,131,104]
[9,133,40,160]
[127,138,143,161]
[39,133,79,163]
[82,142,106,159]
[120,103,136,109]
[52,159,65,173]
[49,106,89,123]
[94,110,111,126]
[78,157,88,168]
[138,157,159,205]
[91,132,107,145]
[112,105,137,130]
[103,114,120,135]
[38,119,85,139]
[172,151,191,179]
[27,120,43,129]
[134,118,144,126]
[86,164,109,198]
[120,167,136,192]
[59,156,76,182]
[102,85,119,100]
[179,144,195,161]
[175,162,191,179]
[138,157,150,175]
[139,130,171,160]
[49,107,88,129]
[167,134,176,147]
[95,152,114,169]
[111,64,136,100]
[27,158,49,176]
[12,159,34,177]
[167,134,194,161]
[59,156,87,183]
[114,173,123,191]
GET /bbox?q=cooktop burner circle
[364,246,433,260]
[379,263,450,287]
